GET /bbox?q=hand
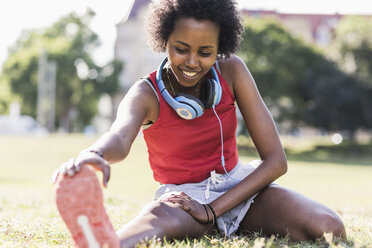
[52,150,111,187]
[161,192,209,224]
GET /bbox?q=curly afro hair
[146,0,243,58]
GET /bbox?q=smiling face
[166,17,219,87]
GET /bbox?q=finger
[164,199,191,211]
[101,163,111,188]
[169,193,191,201]
[75,156,110,187]
[164,195,194,205]
[179,192,194,202]
[92,162,109,187]
[162,197,190,206]
[181,204,191,211]
[75,162,82,172]
[171,192,188,197]
[180,192,189,197]
[52,169,59,184]
[67,169,75,176]
[66,158,76,176]
[74,159,87,173]
[60,163,68,175]
[162,196,185,202]
[161,196,182,203]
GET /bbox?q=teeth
[182,70,197,77]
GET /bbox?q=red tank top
[142,66,239,184]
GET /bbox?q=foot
[54,165,119,248]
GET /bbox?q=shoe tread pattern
[55,165,119,248]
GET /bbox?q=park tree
[302,59,365,139]
[238,18,366,138]
[329,16,372,131]
[238,18,324,126]
[0,74,14,114]
[0,9,122,131]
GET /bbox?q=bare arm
[88,80,159,164]
[53,79,159,186]
[209,55,287,216]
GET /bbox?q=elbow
[106,131,131,163]
[278,153,288,176]
[115,134,131,161]
[261,151,287,177]
[119,145,131,161]
[269,150,287,176]
[281,159,288,176]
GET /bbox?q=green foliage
[1,39,40,116]
[0,75,15,113]
[238,18,369,137]
[332,16,372,82]
[330,16,372,130]
[239,18,316,123]
[302,60,365,135]
[0,9,122,131]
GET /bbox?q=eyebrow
[175,40,214,49]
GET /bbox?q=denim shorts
[154,160,275,236]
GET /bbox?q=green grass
[0,134,371,247]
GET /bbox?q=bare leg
[116,201,214,248]
[238,186,346,241]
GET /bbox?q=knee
[308,212,346,239]
[320,213,346,238]
[142,201,184,236]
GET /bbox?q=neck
[166,66,203,98]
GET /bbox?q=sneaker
[54,165,120,248]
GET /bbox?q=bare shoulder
[116,78,159,125]
[219,54,246,69]
[129,78,158,102]
[219,54,249,76]
[218,55,255,97]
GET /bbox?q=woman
[53,0,346,247]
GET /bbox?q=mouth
[180,69,199,79]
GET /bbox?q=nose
[185,54,199,68]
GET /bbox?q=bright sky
[0,0,371,70]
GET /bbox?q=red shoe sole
[54,165,119,248]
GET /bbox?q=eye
[199,51,212,57]
[175,47,186,54]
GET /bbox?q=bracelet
[83,149,104,158]
[205,204,217,226]
[201,204,210,225]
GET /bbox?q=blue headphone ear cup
[213,78,222,106]
[201,79,215,109]
[175,93,205,118]
[202,78,222,108]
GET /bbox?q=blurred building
[114,1,351,94]
[241,10,343,47]
[114,0,164,93]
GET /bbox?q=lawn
[0,134,371,247]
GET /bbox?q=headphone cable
[212,106,240,181]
